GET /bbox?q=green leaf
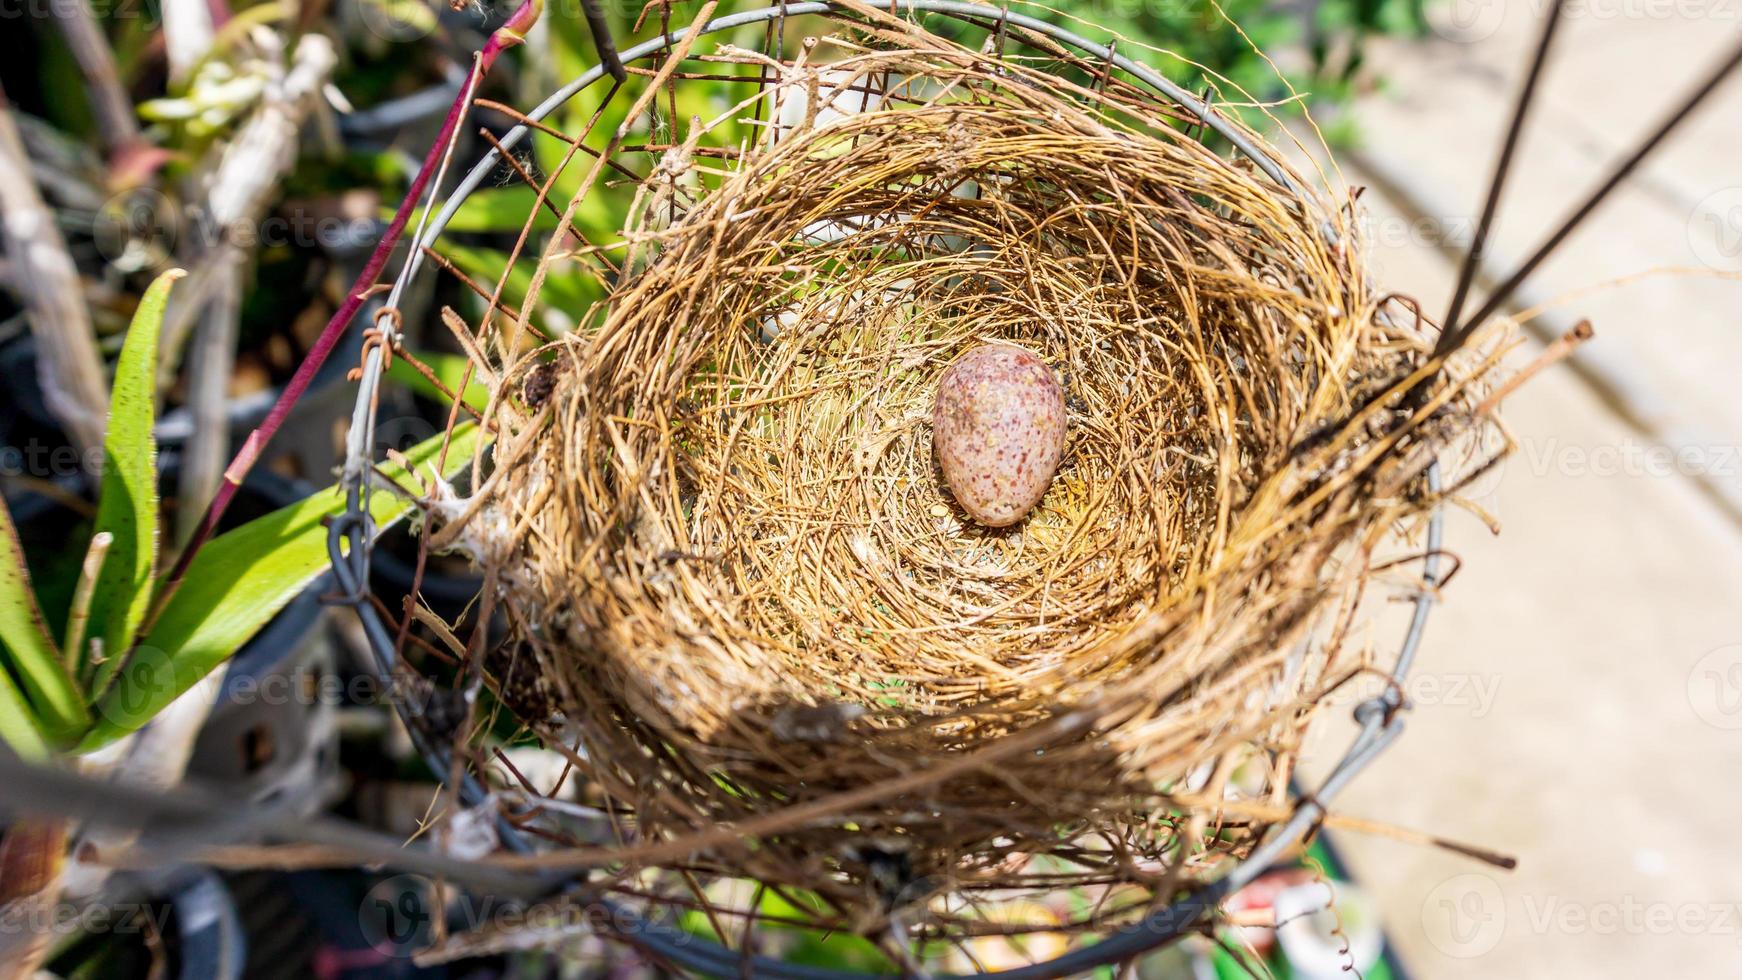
[442,242,605,323]
[387,350,489,413]
[678,887,894,972]
[393,187,561,234]
[0,500,88,744]
[80,423,486,750]
[0,666,50,761]
[87,270,181,689]
[441,243,534,310]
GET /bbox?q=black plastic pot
[42,868,246,980]
[166,870,248,980]
[184,467,342,811]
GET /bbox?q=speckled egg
[932,344,1067,527]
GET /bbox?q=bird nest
[434,13,1504,941]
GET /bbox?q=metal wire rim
[328,5,1448,974]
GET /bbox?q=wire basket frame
[326,4,1450,975]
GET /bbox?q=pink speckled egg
[932,344,1067,527]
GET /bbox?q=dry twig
[0,92,108,451]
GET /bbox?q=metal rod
[1446,35,1742,349]
[582,0,627,81]
[1436,0,1565,354]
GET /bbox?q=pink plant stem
[147,11,539,630]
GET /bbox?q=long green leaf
[80,423,486,750]
[394,187,561,234]
[442,242,603,322]
[0,501,87,743]
[0,666,50,760]
[87,270,181,689]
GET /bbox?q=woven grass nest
[451,17,1504,933]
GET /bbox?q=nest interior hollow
[466,30,1498,922]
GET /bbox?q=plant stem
[64,532,112,678]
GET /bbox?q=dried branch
[177,269,240,546]
[162,0,217,86]
[159,31,335,541]
[161,30,338,371]
[53,0,143,154]
[0,89,108,451]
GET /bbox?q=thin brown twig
[1476,319,1593,416]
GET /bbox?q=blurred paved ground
[1290,8,1742,978]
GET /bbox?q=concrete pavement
[1291,10,1742,977]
